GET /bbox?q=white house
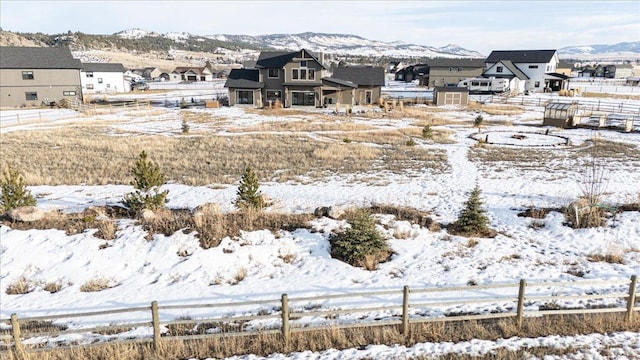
[483,50,568,93]
[81,63,128,94]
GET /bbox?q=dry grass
[581,92,640,100]
[79,277,117,292]
[0,125,448,186]
[5,276,33,295]
[43,281,63,294]
[466,102,525,115]
[587,253,625,264]
[6,312,638,359]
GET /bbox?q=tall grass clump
[0,163,36,212]
[123,150,169,213]
[329,210,392,270]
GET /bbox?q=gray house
[0,46,83,108]
[224,49,385,108]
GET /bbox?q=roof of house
[434,86,469,93]
[489,60,529,80]
[173,66,211,75]
[0,46,82,69]
[485,50,557,64]
[322,77,357,88]
[82,63,125,73]
[256,49,325,69]
[558,60,574,69]
[331,66,385,86]
[427,58,486,68]
[224,69,263,89]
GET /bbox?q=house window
[236,90,253,104]
[308,68,315,80]
[268,68,279,78]
[292,69,299,80]
[496,66,503,73]
[291,91,315,106]
[300,69,307,80]
[528,65,538,69]
[25,92,38,100]
[22,71,34,80]
[449,67,453,71]
[300,60,307,68]
[86,84,94,89]
[86,71,94,78]
[534,81,540,88]
[98,78,103,83]
[63,91,76,96]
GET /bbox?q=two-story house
[0,46,83,108]
[81,63,128,94]
[425,58,485,87]
[482,50,568,93]
[225,49,386,108]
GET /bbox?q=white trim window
[236,90,254,105]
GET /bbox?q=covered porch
[544,73,570,92]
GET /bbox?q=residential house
[224,49,385,108]
[481,60,528,95]
[611,64,634,79]
[81,63,128,94]
[0,46,83,108]
[394,64,428,83]
[556,61,574,77]
[330,67,385,105]
[425,58,485,88]
[483,50,568,93]
[174,66,213,82]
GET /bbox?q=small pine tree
[181,119,190,134]
[0,164,36,211]
[422,125,433,139]
[235,166,264,210]
[454,184,491,236]
[123,151,169,213]
[329,210,391,270]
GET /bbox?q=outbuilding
[433,87,469,106]
[543,102,578,128]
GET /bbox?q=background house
[81,63,128,94]
[331,66,385,105]
[426,58,485,88]
[0,46,83,108]
[224,68,263,107]
[483,50,567,93]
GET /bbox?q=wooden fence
[482,95,640,116]
[1,275,637,358]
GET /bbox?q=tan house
[0,46,83,108]
[174,66,213,82]
[425,58,485,88]
[224,49,385,108]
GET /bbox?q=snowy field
[1,92,639,358]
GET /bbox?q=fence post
[151,301,161,351]
[516,279,526,329]
[281,294,290,346]
[10,313,25,360]
[626,275,638,322]
[402,285,410,337]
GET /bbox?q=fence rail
[1,275,637,358]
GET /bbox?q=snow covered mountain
[558,41,640,55]
[115,29,484,58]
[207,32,485,58]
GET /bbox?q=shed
[433,87,469,106]
[543,102,578,128]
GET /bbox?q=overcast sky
[1,0,638,55]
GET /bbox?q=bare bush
[5,276,34,295]
[80,278,117,292]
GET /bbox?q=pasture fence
[1,275,637,358]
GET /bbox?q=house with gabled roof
[174,66,213,82]
[81,63,128,94]
[483,50,568,93]
[425,58,485,87]
[0,46,83,108]
[224,48,385,108]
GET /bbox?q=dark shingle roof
[82,63,125,72]
[322,77,357,88]
[426,58,485,68]
[496,60,529,80]
[224,69,263,89]
[434,86,469,93]
[485,50,557,64]
[256,51,298,68]
[331,67,385,86]
[0,46,82,69]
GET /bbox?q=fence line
[2,275,637,357]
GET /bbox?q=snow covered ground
[1,94,639,358]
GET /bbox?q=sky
[0,1,639,55]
